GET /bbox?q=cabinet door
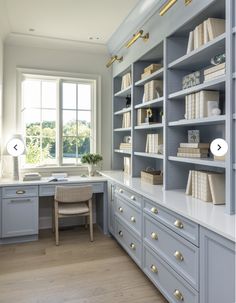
[2,197,38,238]
[108,182,115,235]
[200,227,235,303]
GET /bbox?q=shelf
[135,97,164,109]
[134,152,164,159]
[168,33,225,70]
[135,68,164,86]
[114,107,131,116]
[168,115,226,127]
[114,149,131,155]
[135,123,163,130]
[169,76,225,100]
[114,86,132,97]
[168,156,226,168]
[113,127,131,132]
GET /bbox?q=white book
[207,18,225,41]
[203,20,209,44]
[208,173,225,204]
[186,170,192,195]
[187,31,194,54]
[199,90,220,118]
[195,92,200,119]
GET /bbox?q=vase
[88,164,96,176]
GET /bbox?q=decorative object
[141,168,163,185]
[106,55,123,68]
[159,0,177,16]
[211,108,221,116]
[211,53,225,65]
[81,153,103,177]
[125,95,131,108]
[207,100,220,116]
[188,130,200,143]
[182,71,201,89]
[125,30,149,48]
[160,109,164,123]
[123,136,131,144]
[145,108,153,123]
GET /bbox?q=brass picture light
[106,55,123,68]
[125,30,149,48]
[159,0,192,16]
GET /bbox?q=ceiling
[3,0,139,44]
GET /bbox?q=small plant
[81,153,103,165]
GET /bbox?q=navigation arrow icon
[14,144,18,151]
[217,144,221,151]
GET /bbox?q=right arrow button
[210,139,228,157]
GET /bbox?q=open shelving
[168,115,226,127]
[135,97,164,109]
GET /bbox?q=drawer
[2,186,38,199]
[144,214,199,290]
[144,198,199,246]
[114,185,141,208]
[115,217,142,266]
[115,196,141,236]
[143,245,198,303]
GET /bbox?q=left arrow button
[14,144,18,150]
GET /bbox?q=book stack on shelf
[204,62,226,82]
[177,143,210,158]
[122,112,131,128]
[137,108,146,125]
[144,80,163,102]
[187,18,225,54]
[145,133,163,154]
[186,170,225,204]
[124,157,131,175]
[119,142,132,152]
[185,90,220,119]
[121,72,132,90]
[141,63,162,79]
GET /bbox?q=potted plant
[81,153,103,176]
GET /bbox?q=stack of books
[124,157,131,175]
[121,72,131,90]
[187,18,225,54]
[119,142,132,152]
[145,133,163,153]
[186,170,225,204]
[177,143,210,158]
[137,108,146,125]
[204,63,226,82]
[185,90,219,119]
[23,173,41,181]
[141,64,162,79]
[122,112,131,128]
[144,80,163,102]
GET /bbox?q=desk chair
[54,185,93,245]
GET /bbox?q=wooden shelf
[114,86,132,97]
[114,127,131,132]
[135,68,164,86]
[114,107,131,115]
[135,123,163,130]
[168,76,225,100]
[114,149,131,155]
[134,152,163,159]
[169,115,226,127]
[135,97,164,109]
[168,156,226,168]
[168,33,225,70]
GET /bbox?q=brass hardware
[119,189,123,194]
[174,219,184,229]
[118,207,123,213]
[150,264,158,273]
[106,55,123,68]
[174,251,184,261]
[151,207,158,214]
[173,289,184,301]
[159,0,177,16]
[130,195,136,201]
[118,230,123,237]
[130,216,136,223]
[125,30,149,48]
[16,190,26,194]
[130,243,136,250]
[151,232,158,240]
[184,0,192,5]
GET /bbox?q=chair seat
[58,202,89,215]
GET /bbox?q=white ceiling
[3,0,139,44]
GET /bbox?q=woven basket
[141,170,163,185]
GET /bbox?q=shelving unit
[168,115,226,127]
[134,123,163,130]
[168,156,226,168]
[134,97,164,109]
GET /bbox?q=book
[201,171,212,202]
[178,147,209,153]
[186,170,192,195]
[208,173,225,204]
[207,100,220,117]
[204,69,225,81]
[195,92,200,119]
[207,18,225,41]
[121,73,131,90]
[124,157,131,175]
[177,153,208,158]
[198,22,204,48]
[144,64,162,73]
[199,90,219,118]
[187,31,194,54]
[137,109,146,125]
[204,63,226,75]
[180,143,210,148]
[203,20,209,44]
[194,26,198,49]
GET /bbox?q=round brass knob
[118,207,123,213]
[118,230,123,237]
[173,289,184,301]
[150,264,158,273]
[130,243,136,250]
[151,207,158,214]
[174,251,184,261]
[130,195,136,201]
[174,219,184,229]
[130,216,136,223]
[151,232,158,240]
[119,189,123,194]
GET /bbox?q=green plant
[81,153,103,165]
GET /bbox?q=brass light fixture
[125,30,149,48]
[185,0,192,5]
[159,0,177,16]
[106,55,123,68]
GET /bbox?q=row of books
[145,133,163,154]
[119,142,132,151]
[124,157,131,175]
[177,143,210,158]
[141,63,163,80]
[121,72,132,90]
[187,18,225,54]
[186,170,225,204]
[144,80,163,102]
[122,112,131,128]
[204,62,225,82]
[185,90,220,120]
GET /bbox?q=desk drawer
[144,214,199,290]
[143,245,198,303]
[115,196,141,236]
[115,185,141,208]
[2,186,38,199]
[144,198,199,246]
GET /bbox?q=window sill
[20,165,89,176]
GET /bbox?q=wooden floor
[0,226,168,303]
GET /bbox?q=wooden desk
[0,176,108,244]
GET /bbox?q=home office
[0,1,235,303]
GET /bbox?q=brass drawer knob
[151,232,158,240]
[118,207,123,213]
[174,219,184,229]
[174,251,184,261]
[173,289,184,301]
[151,207,158,214]
[130,216,136,223]
[16,190,26,194]
[130,243,136,250]
[130,195,136,201]
[118,230,123,237]
[150,264,158,273]
[119,189,123,194]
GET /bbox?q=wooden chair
[54,185,93,246]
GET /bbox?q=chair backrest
[55,185,93,203]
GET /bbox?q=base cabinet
[107,182,115,235]
[200,227,235,303]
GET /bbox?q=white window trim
[16,68,101,172]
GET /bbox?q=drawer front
[143,245,198,303]
[2,186,38,199]
[144,214,199,290]
[2,197,39,238]
[144,198,199,246]
[115,218,142,266]
[115,185,141,208]
[115,196,141,235]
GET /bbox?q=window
[20,73,97,167]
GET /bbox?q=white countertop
[100,170,236,242]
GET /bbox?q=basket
[141,169,163,185]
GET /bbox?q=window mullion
[58,79,62,166]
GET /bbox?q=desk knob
[119,189,123,194]
[130,243,136,250]
[130,216,136,223]
[151,232,158,240]
[118,230,123,237]
[173,289,184,301]
[118,207,123,213]
[16,190,26,194]
[130,195,136,201]
[174,251,184,261]
[174,220,184,229]
[150,264,158,273]
[151,207,158,214]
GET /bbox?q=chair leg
[89,199,93,242]
[85,216,88,230]
[52,204,55,233]
[55,201,59,246]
